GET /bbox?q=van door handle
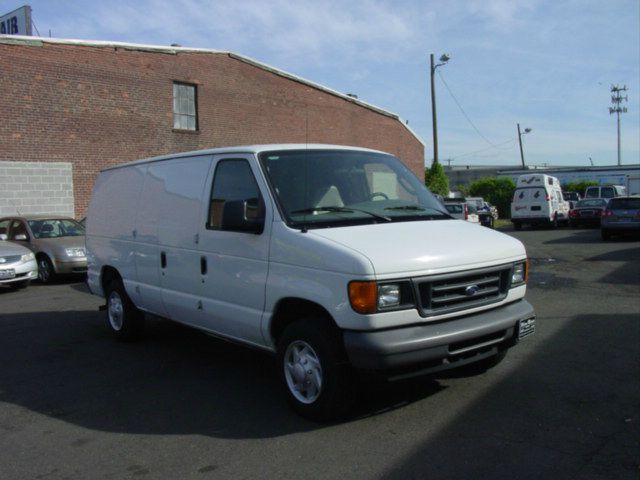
[160,252,167,269]
[200,256,207,275]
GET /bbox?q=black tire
[10,280,30,290]
[601,229,611,241]
[37,255,55,284]
[513,221,522,230]
[104,279,144,341]
[277,318,355,421]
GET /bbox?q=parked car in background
[511,174,570,229]
[0,216,87,283]
[584,185,626,200]
[443,198,479,224]
[568,198,608,228]
[562,191,581,209]
[601,196,640,240]
[0,235,38,289]
[466,197,494,227]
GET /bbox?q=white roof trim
[0,35,424,146]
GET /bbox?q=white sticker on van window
[372,172,398,199]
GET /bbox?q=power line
[437,70,508,149]
[450,138,517,160]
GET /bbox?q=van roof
[103,144,389,171]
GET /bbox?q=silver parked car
[0,216,87,283]
[0,236,38,289]
[601,196,640,240]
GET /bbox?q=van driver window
[207,159,261,231]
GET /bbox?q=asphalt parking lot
[1,227,638,479]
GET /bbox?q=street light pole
[517,123,532,168]
[430,53,450,165]
[430,54,439,164]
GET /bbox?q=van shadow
[0,310,442,438]
[381,312,640,479]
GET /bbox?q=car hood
[308,219,526,276]
[0,241,31,256]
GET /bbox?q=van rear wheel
[277,318,354,421]
[105,279,144,341]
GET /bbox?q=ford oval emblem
[465,285,480,296]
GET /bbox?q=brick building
[0,36,424,218]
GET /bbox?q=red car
[569,198,608,228]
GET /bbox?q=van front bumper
[343,299,535,373]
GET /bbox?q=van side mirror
[14,234,28,241]
[221,198,265,234]
[0,233,7,241]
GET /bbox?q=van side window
[207,159,262,232]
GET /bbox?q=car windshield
[259,150,448,229]
[445,204,463,214]
[28,219,85,238]
[608,198,640,210]
[576,199,607,208]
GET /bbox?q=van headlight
[65,247,86,258]
[348,281,414,314]
[512,261,528,286]
[378,284,400,309]
[21,252,35,262]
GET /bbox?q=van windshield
[259,150,449,229]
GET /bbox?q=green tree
[561,180,598,197]
[468,176,516,218]
[425,159,449,197]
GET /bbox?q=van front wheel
[105,279,144,341]
[277,318,354,421]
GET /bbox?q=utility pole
[517,123,532,169]
[609,85,628,166]
[430,53,450,165]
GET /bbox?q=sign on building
[0,5,32,36]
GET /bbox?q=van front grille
[415,265,511,317]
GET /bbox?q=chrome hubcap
[107,291,124,331]
[38,260,50,282]
[284,340,322,404]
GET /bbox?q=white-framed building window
[173,82,198,130]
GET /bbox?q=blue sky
[10,0,640,167]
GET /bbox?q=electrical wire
[450,139,517,160]
[31,17,41,36]
[437,70,512,150]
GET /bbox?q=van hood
[308,219,525,276]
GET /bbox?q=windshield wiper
[384,205,426,211]
[291,206,391,222]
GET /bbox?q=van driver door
[195,154,272,347]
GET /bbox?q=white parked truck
[86,144,536,420]
[511,174,570,229]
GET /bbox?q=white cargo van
[86,145,535,420]
[511,174,570,229]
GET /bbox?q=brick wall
[0,39,424,217]
[0,161,74,216]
